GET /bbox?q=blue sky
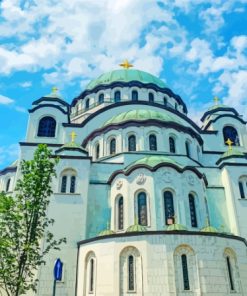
[0,0,247,169]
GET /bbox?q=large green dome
[103,109,180,127]
[85,69,167,90]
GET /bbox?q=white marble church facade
[1,63,247,295]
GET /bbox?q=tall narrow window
[169,137,176,153]
[164,191,174,225]
[239,181,245,199]
[61,176,67,193]
[118,196,124,230]
[114,91,121,102]
[164,97,167,106]
[6,178,11,192]
[132,90,138,101]
[37,116,56,137]
[128,135,136,151]
[188,194,197,227]
[110,138,116,155]
[226,256,234,291]
[149,134,157,151]
[181,254,190,290]
[128,255,135,291]
[137,192,147,226]
[95,143,100,159]
[185,141,191,157]
[175,103,178,110]
[89,259,95,293]
[149,93,154,102]
[85,98,90,110]
[98,93,104,104]
[70,176,76,193]
[223,126,240,146]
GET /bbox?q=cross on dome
[213,96,219,105]
[225,138,233,150]
[52,86,58,93]
[119,59,133,69]
[70,131,77,143]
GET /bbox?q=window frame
[37,116,56,138]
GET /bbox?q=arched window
[60,169,77,194]
[226,256,234,291]
[37,116,56,137]
[98,93,104,104]
[132,90,138,101]
[114,91,121,102]
[175,103,178,110]
[6,178,11,192]
[185,141,191,157]
[149,93,154,102]
[137,192,147,226]
[85,98,90,110]
[181,254,190,290]
[128,135,136,151]
[164,191,174,225]
[238,176,247,199]
[128,255,135,291]
[223,126,240,146]
[188,194,197,227]
[84,252,96,295]
[164,97,167,106]
[169,137,176,153]
[117,196,124,230]
[61,176,67,193]
[110,138,116,155]
[149,134,157,151]
[95,143,100,159]
[224,249,238,292]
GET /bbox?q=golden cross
[119,59,133,69]
[213,96,219,105]
[70,131,77,143]
[225,138,233,150]
[52,86,58,93]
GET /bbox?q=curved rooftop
[103,109,181,127]
[86,69,167,91]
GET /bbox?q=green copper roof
[126,156,183,171]
[98,229,116,236]
[208,104,229,111]
[61,141,86,150]
[200,226,218,233]
[220,148,245,160]
[126,223,147,233]
[166,223,188,231]
[86,69,167,90]
[103,109,180,127]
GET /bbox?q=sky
[0,0,247,169]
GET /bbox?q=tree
[0,144,66,296]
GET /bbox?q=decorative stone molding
[116,180,123,190]
[136,173,146,185]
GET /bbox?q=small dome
[98,229,116,237]
[61,141,87,151]
[207,104,229,111]
[166,223,188,231]
[220,148,245,160]
[43,87,64,100]
[200,226,218,233]
[126,219,147,233]
[86,69,167,90]
[103,109,180,127]
[125,156,183,171]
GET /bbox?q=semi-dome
[103,109,180,127]
[85,69,167,90]
[166,223,188,231]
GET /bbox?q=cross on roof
[225,138,234,150]
[213,96,219,105]
[119,59,133,69]
[70,131,77,143]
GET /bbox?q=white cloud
[19,81,32,88]
[0,94,14,105]
[0,143,20,168]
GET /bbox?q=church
[1,60,247,295]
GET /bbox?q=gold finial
[70,131,77,143]
[52,86,58,93]
[225,138,233,150]
[119,59,133,69]
[213,96,219,105]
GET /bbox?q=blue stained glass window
[169,137,176,153]
[149,93,154,102]
[128,255,135,291]
[149,134,157,151]
[118,196,124,230]
[181,254,190,290]
[70,176,76,193]
[132,90,138,101]
[114,91,121,102]
[164,191,174,225]
[128,135,136,151]
[61,176,67,193]
[189,194,197,227]
[110,138,116,155]
[137,192,147,226]
[37,116,56,137]
[223,126,240,146]
[99,93,104,104]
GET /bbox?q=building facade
[1,64,247,295]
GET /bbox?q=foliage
[0,144,66,296]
